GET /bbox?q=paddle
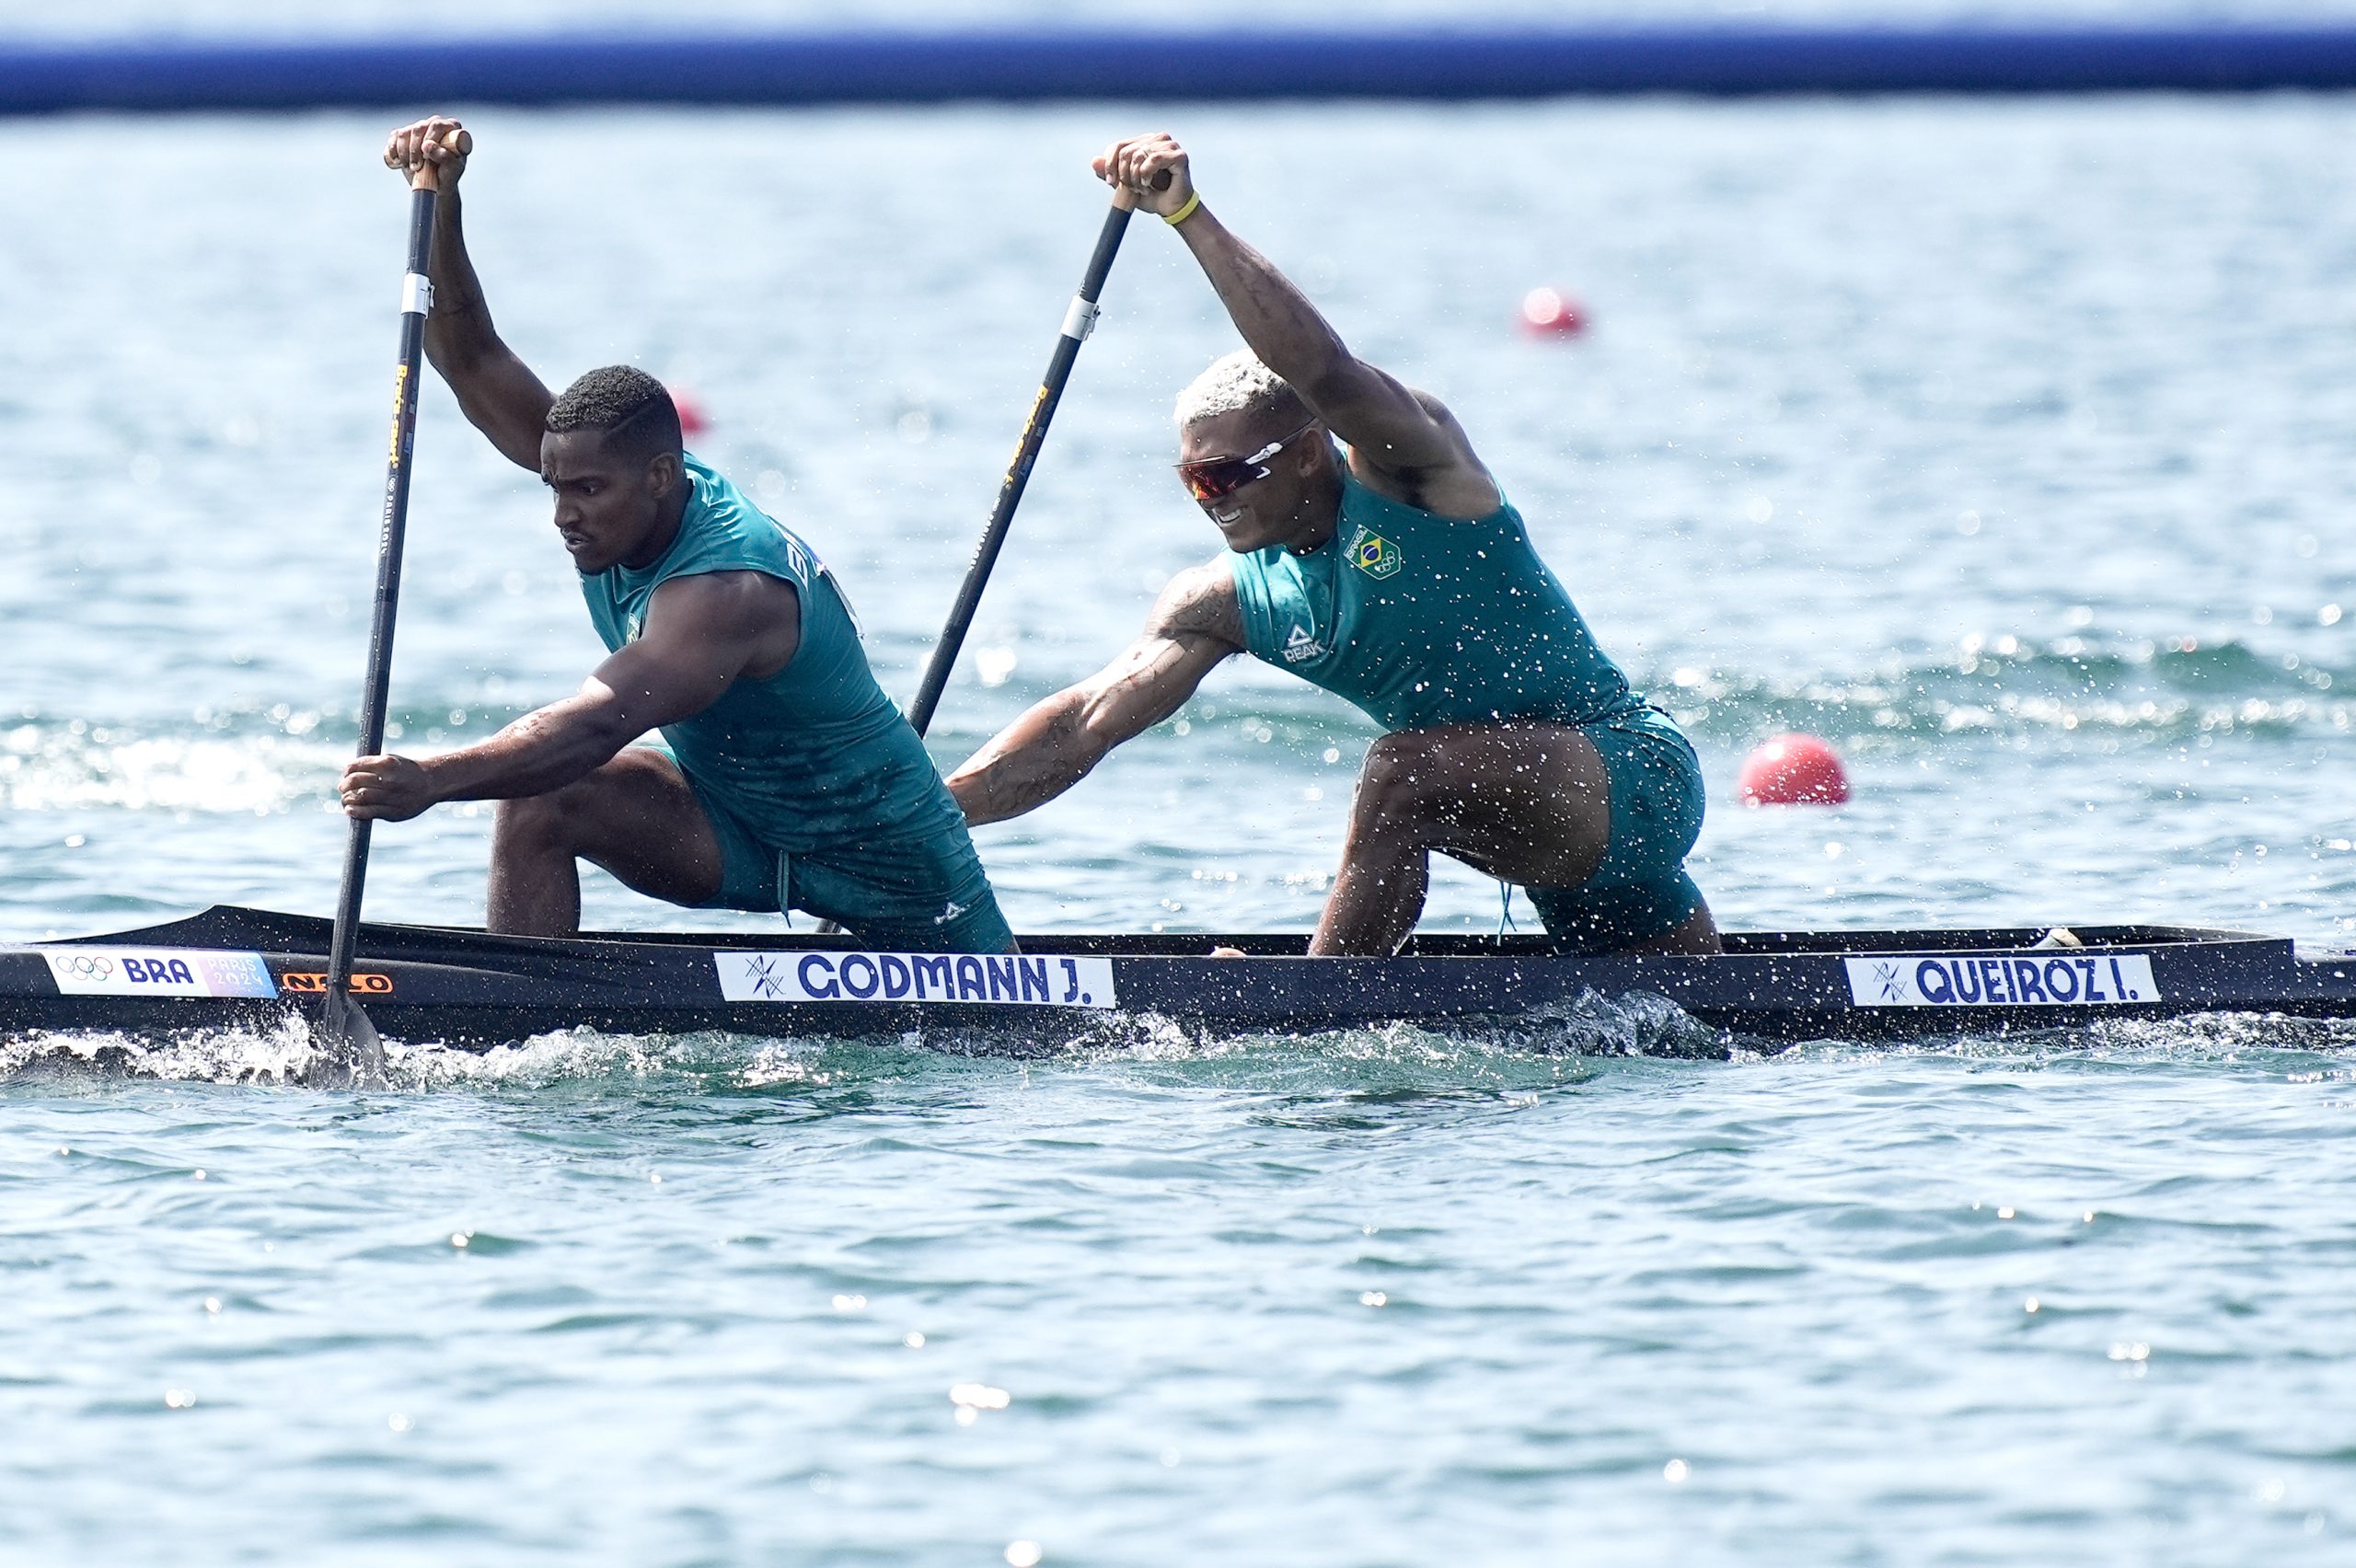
[315,128,468,1078]
[903,175,1162,736]
[814,177,1160,938]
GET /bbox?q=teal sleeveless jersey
[1227,463,1650,731]
[579,455,968,861]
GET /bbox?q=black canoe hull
[6,905,2355,1051]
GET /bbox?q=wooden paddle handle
[408,126,473,193]
[1112,167,1174,213]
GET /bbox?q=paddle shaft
[323,172,442,1012]
[904,187,1148,736]
[814,189,1150,939]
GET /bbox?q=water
[6,86,2356,1563]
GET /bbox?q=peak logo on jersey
[1281,623,1327,663]
[1346,525,1403,581]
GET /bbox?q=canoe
[6,905,2351,1050]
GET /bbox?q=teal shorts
[670,754,1014,954]
[1522,709,1707,953]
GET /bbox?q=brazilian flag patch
[1347,525,1403,581]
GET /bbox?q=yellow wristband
[1163,190,1202,226]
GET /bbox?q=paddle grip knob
[409,127,473,193]
[1112,167,1174,213]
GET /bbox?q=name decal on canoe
[714,951,1116,1009]
[44,947,280,1000]
[1843,952,2159,1008]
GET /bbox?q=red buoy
[1739,734,1850,806]
[1519,286,1588,337]
[669,385,710,437]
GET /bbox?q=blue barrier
[5,26,2356,114]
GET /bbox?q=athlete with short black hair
[948,133,1718,957]
[544,365,683,457]
[340,118,1012,952]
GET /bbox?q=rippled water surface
[6,83,2356,1565]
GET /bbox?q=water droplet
[1663,1458,1690,1483]
[164,1389,196,1410]
[388,1412,412,1433]
[1358,1291,1388,1309]
[903,1332,926,1349]
[832,1294,867,1313]
[1997,1206,2015,1220]
[450,1233,469,1250]
[1006,1543,1044,1568]
[203,1297,221,1315]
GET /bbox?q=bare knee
[493,778,601,855]
[1350,732,1454,844]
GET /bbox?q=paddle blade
[311,986,387,1088]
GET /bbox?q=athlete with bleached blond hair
[948,132,1718,957]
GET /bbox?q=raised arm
[341,571,799,820]
[384,116,554,472]
[1095,133,1500,520]
[948,562,1242,826]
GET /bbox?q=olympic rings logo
[57,955,116,979]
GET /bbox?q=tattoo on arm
[949,564,1242,824]
[1176,209,1499,517]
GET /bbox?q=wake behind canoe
[5,905,2354,1051]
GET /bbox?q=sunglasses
[1174,420,1320,502]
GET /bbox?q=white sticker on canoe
[1843,952,2159,1008]
[44,947,280,999]
[715,951,1116,1009]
